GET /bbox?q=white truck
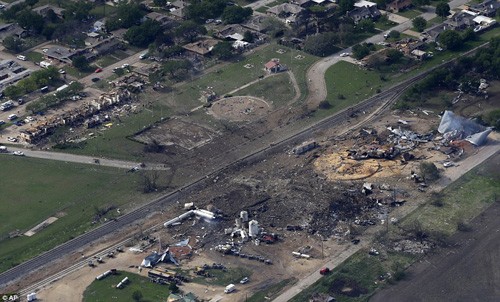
[224,284,236,294]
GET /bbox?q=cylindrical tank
[193,210,215,220]
[235,217,242,228]
[249,220,260,237]
[240,211,249,222]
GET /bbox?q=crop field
[0,155,155,273]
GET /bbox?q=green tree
[243,30,254,43]
[412,0,430,7]
[461,28,476,42]
[153,0,167,6]
[221,6,253,24]
[2,36,24,52]
[412,16,427,32]
[3,85,23,99]
[162,59,193,81]
[339,0,355,13]
[174,21,207,43]
[124,20,162,47]
[420,161,440,182]
[435,2,450,19]
[388,30,400,39]
[169,283,179,294]
[72,55,90,71]
[25,0,38,6]
[17,10,45,34]
[303,32,338,56]
[132,290,143,302]
[185,0,227,23]
[212,41,234,60]
[386,48,403,63]
[438,30,462,50]
[357,19,375,33]
[352,43,372,59]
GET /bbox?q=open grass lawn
[401,161,500,236]
[317,61,388,117]
[60,104,172,160]
[89,4,119,18]
[235,72,297,108]
[247,278,297,302]
[0,156,149,273]
[95,55,120,68]
[25,51,44,63]
[63,65,94,79]
[374,20,398,31]
[396,9,422,19]
[83,271,170,302]
[191,267,251,286]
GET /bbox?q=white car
[58,69,66,74]
[42,48,48,53]
[7,137,17,142]
[340,52,350,57]
[121,63,129,68]
[13,151,24,156]
[24,116,35,123]
[240,277,249,284]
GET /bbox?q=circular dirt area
[209,96,271,122]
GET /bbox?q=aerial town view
[0,0,499,301]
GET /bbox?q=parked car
[340,52,350,57]
[239,277,249,284]
[16,55,26,61]
[121,63,129,68]
[0,120,5,125]
[95,68,103,73]
[58,69,66,74]
[91,77,100,82]
[7,137,17,142]
[13,151,24,156]
[8,114,18,120]
[320,267,330,275]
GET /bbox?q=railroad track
[0,42,489,293]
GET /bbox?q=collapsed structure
[438,110,492,146]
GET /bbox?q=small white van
[16,55,26,61]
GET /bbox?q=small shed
[264,59,282,73]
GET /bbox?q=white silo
[248,220,260,237]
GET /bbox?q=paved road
[1,146,169,170]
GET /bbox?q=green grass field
[316,61,388,118]
[235,72,297,108]
[60,44,317,160]
[25,51,44,63]
[0,156,155,273]
[83,271,170,302]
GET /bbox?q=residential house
[347,6,381,23]
[0,23,28,42]
[468,0,500,17]
[445,11,476,30]
[169,0,188,20]
[266,3,305,24]
[45,46,77,63]
[93,20,105,32]
[354,0,377,8]
[241,15,270,32]
[264,59,283,73]
[32,4,65,19]
[144,11,172,27]
[472,15,497,32]
[88,38,123,57]
[421,23,450,42]
[182,39,219,56]
[290,0,313,8]
[386,0,413,13]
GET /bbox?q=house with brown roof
[267,3,305,24]
[386,0,413,13]
[182,39,219,56]
[264,59,283,73]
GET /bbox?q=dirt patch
[330,278,368,297]
[134,118,220,150]
[209,96,272,122]
[24,217,58,237]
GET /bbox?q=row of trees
[401,37,500,107]
[3,67,61,99]
[26,81,84,114]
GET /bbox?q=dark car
[91,77,100,82]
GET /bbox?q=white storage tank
[27,293,37,301]
[240,211,249,222]
[248,220,260,237]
